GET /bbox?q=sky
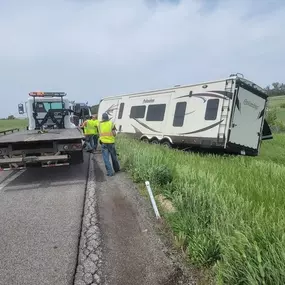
[0,0,284,117]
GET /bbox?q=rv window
[118,103,125,119]
[173,102,187,127]
[130,105,146,119]
[205,99,219,120]
[146,104,166,121]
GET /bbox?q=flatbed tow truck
[0,91,87,170]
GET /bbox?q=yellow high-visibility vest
[85,119,97,135]
[99,121,115,143]
[94,119,99,135]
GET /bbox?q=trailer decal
[132,118,161,133]
[185,111,196,116]
[235,95,241,113]
[104,104,119,120]
[179,120,223,135]
[176,91,232,101]
[131,125,143,135]
[258,108,265,119]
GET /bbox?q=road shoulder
[94,154,197,285]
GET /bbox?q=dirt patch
[156,194,176,213]
[93,154,198,285]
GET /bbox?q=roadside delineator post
[145,181,161,220]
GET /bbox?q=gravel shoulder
[93,153,198,285]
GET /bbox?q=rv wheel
[141,137,149,143]
[161,140,172,148]
[150,139,159,145]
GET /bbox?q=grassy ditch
[116,134,285,285]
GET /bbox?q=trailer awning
[262,119,273,140]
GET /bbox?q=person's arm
[112,123,117,136]
[80,120,88,128]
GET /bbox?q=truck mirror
[18,103,25,114]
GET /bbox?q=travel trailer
[97,74,273,156]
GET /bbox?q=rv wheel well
[140,136,149,143]
[150,137,159,142]
[160,138,171,144]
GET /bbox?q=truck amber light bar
[29,91,67,97]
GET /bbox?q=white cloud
[0,0,284,116]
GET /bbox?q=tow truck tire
[68,151,84,164]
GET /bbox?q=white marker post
[145,181,161,220]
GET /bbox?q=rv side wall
[98,78,235,149]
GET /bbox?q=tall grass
[116,134,285,284]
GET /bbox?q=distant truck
[98,73,273,156]
[0,92,89,170]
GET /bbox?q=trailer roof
[99,75,266,101]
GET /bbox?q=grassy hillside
[117,134,285,285]
[268,95,285,108]
[268,96,285,124]
[0,119,28,132]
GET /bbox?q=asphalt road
[0,153,89,285]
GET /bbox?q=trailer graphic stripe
[208,90,233,99]
[132,118,161,133]
[176,91,232,101]
[131,125,143,135]
[258,108,265,119]
[179,120,223,135]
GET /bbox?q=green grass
[116,135,285,285]
[268,96,285,123]
[268,95,285,108]
[0,119,28,132]
[275,109,285,122]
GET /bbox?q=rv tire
[150,138,159,145]
[141,137,149,143]
[161,140,172,148]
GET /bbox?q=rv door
[228,83,268,150]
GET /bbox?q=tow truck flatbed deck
[0,128,84,144]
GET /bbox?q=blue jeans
[85,135,94,151]
[85,135,98,151]
[101,143,120,176]
[92,134,98,151]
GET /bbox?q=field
[268,95,285,123]
[0,118,28,132]
[116,135,285,285]
[268,95,285,108]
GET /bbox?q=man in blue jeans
[98,113,120,176]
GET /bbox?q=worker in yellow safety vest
[98,112,120,176]
[81,115,99,153]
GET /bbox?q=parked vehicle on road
[98,73,273,156]
[0,92,86,170]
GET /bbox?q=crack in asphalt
[74,154,102,285]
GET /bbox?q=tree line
[265,82,285,96]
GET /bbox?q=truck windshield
[35,102,64,112]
